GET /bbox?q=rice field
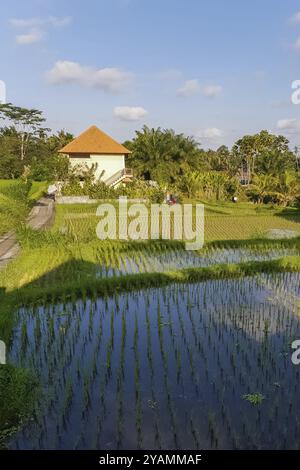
[8,273,300,449]
[53,203,300,243]
[1,200,300,449]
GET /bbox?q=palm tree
[275,171,300,207]
[248,174,276,204]
[125,126,201,185]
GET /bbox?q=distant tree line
[124,126,300,205]
[0,103,299,205]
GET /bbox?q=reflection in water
[95,247,300,278]
[8,272,300,449]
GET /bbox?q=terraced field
[1,199,300,449]
[54,202,300,242]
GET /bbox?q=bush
[85,181,116,199]
[118,179,165,202]
[61,176,165,202]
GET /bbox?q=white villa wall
[69,154,125,181]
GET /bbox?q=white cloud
[292,37,300,52]
[197,128,224,139]
[289,12,300,24]
[10,16,72,28]
[277,118,300,133]
[16,29,43,45]
[10,16,71,45]
[176,79,200,97]
[202,84,223,98]
[46,60,134,93]
[176,80,223,98]
[113,106,148,121]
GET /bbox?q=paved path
[0,198,55,268]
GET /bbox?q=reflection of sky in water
[8,273,300,450]
[95,247,300,277]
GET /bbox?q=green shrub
[61,176,165,202]
[117,179,165,202]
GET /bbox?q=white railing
[104,168,133,186]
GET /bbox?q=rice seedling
[2,204,300,452]
[243,393,265,406]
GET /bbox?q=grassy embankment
[0,179,47,447]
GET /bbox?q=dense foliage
[0,104,299,205]
[0,103,72,181]
[124,127,299,205]
[62,174,165,203]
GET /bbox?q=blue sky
[1,0,300,148]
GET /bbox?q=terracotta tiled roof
[59,125,131,155]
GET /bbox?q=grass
[0,364,38,448]
[199,200,300,241]
[52,201,300,243]
[0,180,48,236]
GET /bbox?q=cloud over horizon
[113,106,148,121]
[277,118,300,133]
[196,127,224,140]
[46,61,134,93]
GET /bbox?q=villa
[59,125,133,187]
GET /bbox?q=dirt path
[0,198,55,268]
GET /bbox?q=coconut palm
[275,171,300,207]
[248,174,277,204]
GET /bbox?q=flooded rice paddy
[98,246,299,277]
[8,272,300,449]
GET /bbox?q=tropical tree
[232,130,296,181]
[247,174,277,204]
[274,171,300,207]
[203,145,241,177]
[0,103,49,160]
[124,126,202,184]
[178,171,239,201]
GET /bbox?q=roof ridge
[59,125,131,155]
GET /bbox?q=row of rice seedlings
[90,240,300,280]
[9,273,300,449]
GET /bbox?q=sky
[1,0,300,149]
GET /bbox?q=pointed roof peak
[59,125,130,155]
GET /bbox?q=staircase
[104,168,133,187]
